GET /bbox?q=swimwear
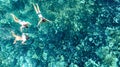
[18,20,28,27]
[22,33,27,41]
[37,13,43,18]
[37,13,46,22]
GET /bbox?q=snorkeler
[10,13,31,32]
[11,31,28,44]
[32,3,51,26]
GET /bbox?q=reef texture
[0,0,120,67]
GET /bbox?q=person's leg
[33,3,39,14]
[13,39,16,44]
[11,31,17,44]
[11,31,17,38]
[10,13,19,22]
[36,4,41,13]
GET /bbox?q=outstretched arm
[27,22,31,25]
[46,19,52,23]
[37,18,42,26]
[20,26,25,32]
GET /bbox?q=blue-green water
[0,0,120,67]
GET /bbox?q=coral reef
[0,0,120,67]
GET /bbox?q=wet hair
[25,25,28,28]
[24,24,28,28]
[42,18,46,22]
[25,35,29,40]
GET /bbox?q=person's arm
[22,41,25,44]
[20,26,25,32]
[37,18,42,26]
[27,22,31,25]
[46,19,52,23]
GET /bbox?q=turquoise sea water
[0,0,120,67]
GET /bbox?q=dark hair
[42,18,46,22]
[24,24,28,28]
[25,35,29,40]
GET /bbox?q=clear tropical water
[0,0,120,67]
